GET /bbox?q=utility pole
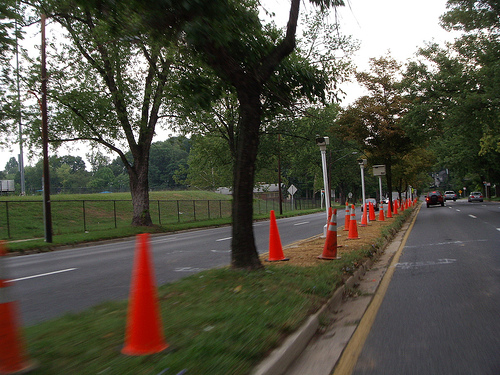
[41,14,52,243]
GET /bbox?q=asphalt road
[352,199,500,374]
[6,210,343,326]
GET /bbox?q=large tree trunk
[230,86,263,270]
[128,156,153,226]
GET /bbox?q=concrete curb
[251,208,418,375]
[251,252,377,375]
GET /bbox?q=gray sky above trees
[1,0,458,170]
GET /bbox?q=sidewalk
[251,208,418,375]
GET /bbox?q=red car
[426,191,445,207]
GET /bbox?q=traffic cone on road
[318,209,341,260]
[0,241,37,374]
[348,205,360,239]
[122,233,169,356]
[369,202,376,221]
[387,200,393,218]
[393,200,399,215]
[360,204,368,227]
[378,203,385,221]
[344,203,350,231]
[267,210,289,262]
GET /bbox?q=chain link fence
[0,198,320,240]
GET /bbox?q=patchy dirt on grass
[260,214,397,267]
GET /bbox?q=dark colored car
[444,191,458,201]
[468,191,483,202]
[426,191,445,207]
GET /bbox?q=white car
[361,198,379,211]
[444,191,457,201]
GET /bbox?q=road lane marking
[216,237,232,242]
[405,239,487,248]
[8,268,77,283]
[210,250,230,253]
[497,228,500,232]
[395,259,457,269]
[469,214,477,219]
[294,222,309,226]
[174,267,204,272]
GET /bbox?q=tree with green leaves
[21,0,204,225]
[184,1,348,269]
[402,0,499,193]
[337,55,416,203]
[0,0,23,140]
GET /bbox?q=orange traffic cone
[360,204,368,227]
[378,203,385,221]
[369,202,376,221]
[267,210,289,262]
[0,242,37,374]
[348,205,360,239]
[122,234,169,356]
[318,209,341,260]
[400,199,405,212]
[344,203,350,231]
[393,200,399,215]
[387,200,393,218]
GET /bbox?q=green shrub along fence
[0,198,320,240]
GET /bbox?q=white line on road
[8,268,78,283]
[294,222,310,226]
[469,214,477,219]
[497,228,500,232]
[216,237,232,242]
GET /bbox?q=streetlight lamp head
[315,135,329,147]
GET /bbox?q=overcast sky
[265,0,459,102]
[1,0,459,172]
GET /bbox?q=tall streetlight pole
[358,158,367,213]
[316,135,330,236]
[15,6,25,195]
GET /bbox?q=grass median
[20,207,415,375]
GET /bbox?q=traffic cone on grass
[378,203,385,221]
[387,200,393,218]
[343,203,350,231]
[369,202,376,221]
[122,233,169,356]
[318,209,341,260]
[360,204,368,227]
[267,210,289,262]
[0,241,37,374]
[348,205,360,239]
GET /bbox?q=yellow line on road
[332,207,420,375]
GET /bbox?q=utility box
[0,180,15,192]
[372,165,386,176]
